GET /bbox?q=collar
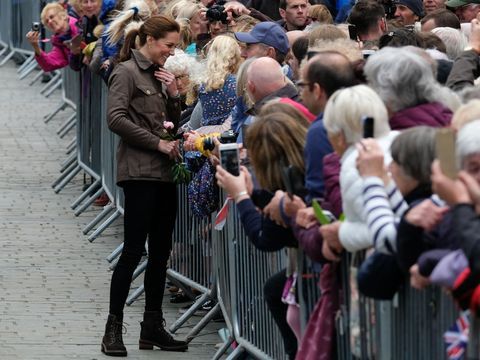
[131,49,155,71]
[251,83,299,115]
[404,184,432,204]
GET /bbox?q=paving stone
[0,61,224,360]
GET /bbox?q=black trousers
[109,181,177,317]
[264,269,298,360]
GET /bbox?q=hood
[390,102,452,130]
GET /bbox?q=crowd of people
[26,0,480,358]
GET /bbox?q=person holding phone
[25,3,80,72]
[103,15,188,357]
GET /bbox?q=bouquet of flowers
[161,121,191,184]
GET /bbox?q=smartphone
[362,116,374,138]
[435,128,457,179]
[281,165,306,200]
[251,190,274,210]
[32,22,40,32]
[348,24,357,41]
[219,143,240,176]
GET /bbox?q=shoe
[139,311,188,352]
[170,292,192,304]
[101,314,127,357]
[179,299,216,316]
[94,193,109,207]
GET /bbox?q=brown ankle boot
[101,314,127,357]
[139,311,188,352]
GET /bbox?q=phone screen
[435,129,457,179]
[348,24,357,41]
[220,146,240,176]
[362,116,374,138]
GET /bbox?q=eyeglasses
[175,74,189,81]
[295,80,310,89]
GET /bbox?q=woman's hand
[215,164,248,201]
[458,170,480,212]
[320,221,343,261]
[409,264,430,290]
[26,31,41,55]
[263,190,287,227]
[183,131,200,151]
[158,139,180,160]
[154,68,178,97]
[405,199,448,231]
[431,160,471,205]
[356,139,389,184]
[283,194,306,218]
[295,207,318,229]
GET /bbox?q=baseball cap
[446,0,480,7]
[394,0,425,17]
[234,22,289,55]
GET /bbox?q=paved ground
[0,60,223,359]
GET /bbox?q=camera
[32,22,41,32]
[206,5,228,24]
[382,0,397,19]
[203,129,238,151]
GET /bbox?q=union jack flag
[444,311,470,360]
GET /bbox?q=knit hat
[234,22,289,55]
[394,0,425,17]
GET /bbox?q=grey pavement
[0,61,223,360]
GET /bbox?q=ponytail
[119,26,141,62]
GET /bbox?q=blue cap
[234,22,289,55]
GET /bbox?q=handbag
[187,159,219,218]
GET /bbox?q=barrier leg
[87,209,121,242]
[44,78,62,98]
[126,285,145,306]
[66,137,77,154]
[51,160,77,188]
[44,101,67,123]
[71,178,101,209]
[17,55,34,73]
[18,61,38,80]
[109,256,119,271]
[0,50,16,66]
[53,165,81,194]
[61,153,77,173]
[169,292,210,333]
[212,337,235,360]
[106,243,124,262]
[0,43,9,57]
[29,69,45,86]
[185,303,221,343]
[73,186,103,216]
[225,346,245,360]
[40,72,60,94]
[57,113,76,138]
[132,259,147,281]
[83,204,115,235]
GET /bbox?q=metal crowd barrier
[214,198,288,360]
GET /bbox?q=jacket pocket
[136,84,163,114]
[126,146,152,178]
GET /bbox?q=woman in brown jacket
[102,15,188,356]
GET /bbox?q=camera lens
[203,137,215,151]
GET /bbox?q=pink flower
[163,121,174,130]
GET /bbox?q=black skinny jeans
[109,180,177,317]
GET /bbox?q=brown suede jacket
[107,49,181,184]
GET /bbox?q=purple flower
[163,121,174,130]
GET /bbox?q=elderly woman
[364,46,456,130]
[25,3,80,72]
[320,85,397,259]
[164,50,203,126]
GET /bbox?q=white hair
[364,46,457,112]
[323,84,391,145]
[431,27,468,60]
[164,49,204,85]
[456,120,480,168]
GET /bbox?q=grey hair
[390,126,437,184]
[456,120,480,168]
[323,84,391,146]
[364,46,455,113]
[235,57,256,107]
[431,27,468,60]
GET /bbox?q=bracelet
[234,190,248,202]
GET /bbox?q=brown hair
[308,24,346,47]
[308,4,333,24]
[248,112,308,191]
[119,15,180,62]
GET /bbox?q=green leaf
[312,199,331,225]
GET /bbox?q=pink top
[35,16,79,72]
